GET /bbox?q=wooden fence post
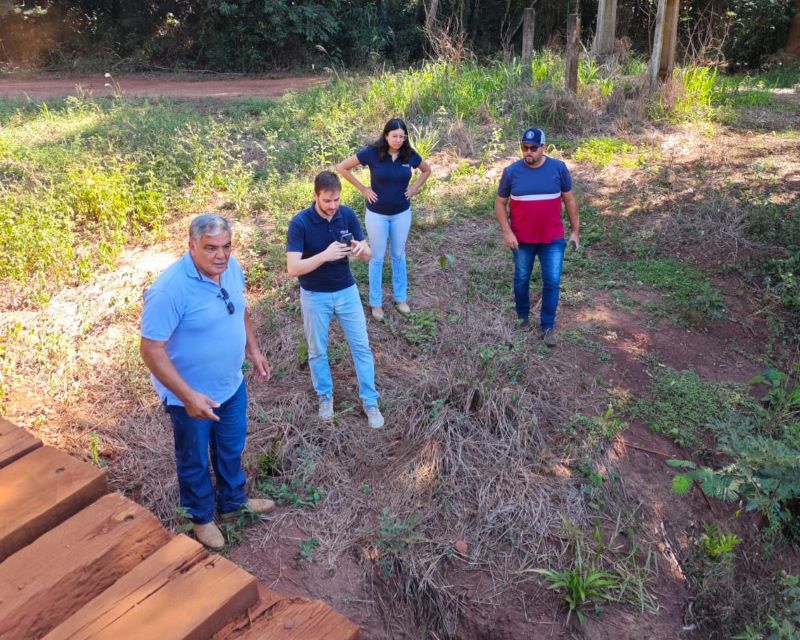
[649,0,680,90]
[566,14,580,92]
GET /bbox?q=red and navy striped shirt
[497,158,573,244]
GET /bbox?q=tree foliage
[0,0,794,70]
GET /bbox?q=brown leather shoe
[371,306,385,321]
[542,328,557,347]
[220,499,276,523]
[192,522,225,550]
[395,302,411,314]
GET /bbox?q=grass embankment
[1,57,799,638]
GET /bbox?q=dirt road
[0,74,323,99]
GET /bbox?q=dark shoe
[192,522,225,550]
[220,499,276,523]
[516,317,530,330]
[542,328,557,347]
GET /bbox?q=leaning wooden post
[649,0,680,90]
[521,7,535,78]
[592,0,617,59]
[565,14,580,92]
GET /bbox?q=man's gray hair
[189,214,231,240]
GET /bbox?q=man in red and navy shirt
[495,127,580,347]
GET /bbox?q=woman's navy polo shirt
[286,203,365,292]
[356,145,423,215]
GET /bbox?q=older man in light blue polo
[141,214,275,550]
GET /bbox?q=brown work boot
[192,522,225,550]
[542,328,557,347]
[395,301,411,314]
[220,499,276,523]
[371,306,385,321]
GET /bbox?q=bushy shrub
[723,0,794,68]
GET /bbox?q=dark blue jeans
[166,380,248,524]
[512,239,567,331]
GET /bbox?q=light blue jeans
[365,207,412,308]
[300,284,379,407]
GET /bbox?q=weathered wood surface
[0,419,42,468]
[45,534,259,640]
[214,584,361,640]
[0,417,361,640]
[0,493,170,640]
[0,445,106,562]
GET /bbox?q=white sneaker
[318,396,334,420]
[364,405,385,429]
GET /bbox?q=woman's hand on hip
[361,187,378,204]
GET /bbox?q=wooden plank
[0,417,19,436]
[45,534,259,640]
[0,420,42,469]
[0,493,171,640]
[0,446,107,562]
[214,584,361,640]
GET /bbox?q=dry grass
[5,214,590,637]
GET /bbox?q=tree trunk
[521,8,535,76]
[425,0,440,31]
[592,0,618,58]
[786,0,800,58]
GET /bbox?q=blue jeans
[165,380,248,524]
[512,239,567,331]
[365,207,412,308]
[300,284,379,406]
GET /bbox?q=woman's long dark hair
[371,117,415,163]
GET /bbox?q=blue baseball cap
[521,128,546,146]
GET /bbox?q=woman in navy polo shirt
[337,118,432,321]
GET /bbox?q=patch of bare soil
[0,73,324,99]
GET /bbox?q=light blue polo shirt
[141,252,247,406]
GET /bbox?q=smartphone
[339,232,353,245]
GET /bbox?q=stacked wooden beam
[0,418,360,640]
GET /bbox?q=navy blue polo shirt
[356,145,423,215]
[286,203,365,292]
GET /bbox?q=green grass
[621,258,726,327]
[629,367,753,448]
[572,137,639,168]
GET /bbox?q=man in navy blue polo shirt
[141,214,276,550]
[286,171,384,428]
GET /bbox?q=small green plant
[535,541,620,625]
[259,476,324,508]
[370,508,424,577]
[221,523,243,546]
[296,537,321,563]
[88,431,104,467]
[400,310,440,348]
[254,446,282,481]
[173,506,193,534]
[700,522,741,559]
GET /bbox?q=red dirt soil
[0,74,323,99]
